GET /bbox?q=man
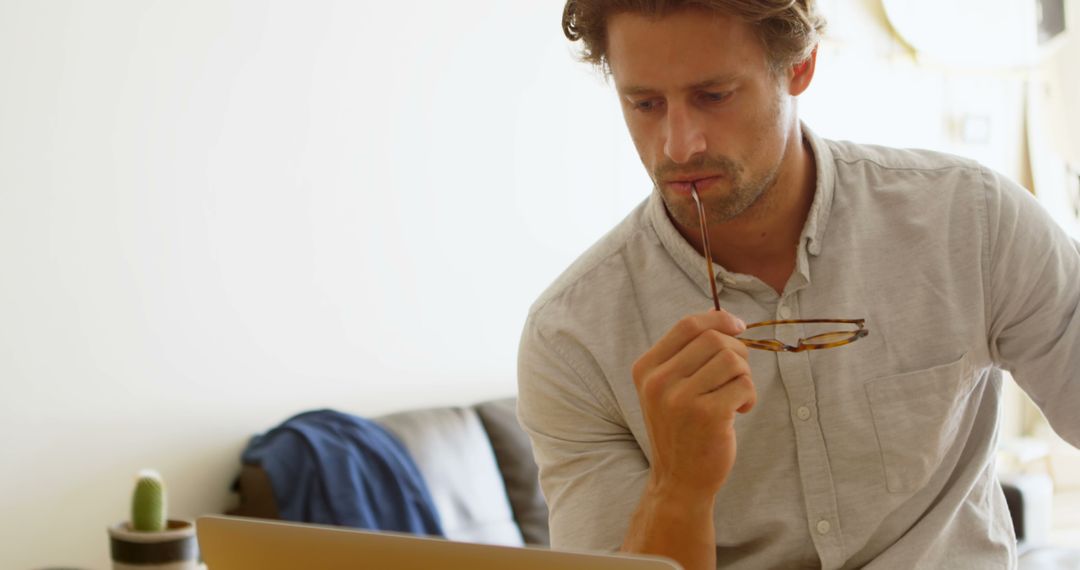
[516,1,1080,569]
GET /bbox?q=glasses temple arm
[690,184,721,311]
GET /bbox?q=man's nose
[663,105,707,164]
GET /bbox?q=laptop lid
[196,515,683,570]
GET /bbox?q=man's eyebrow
[618,74,742,96]
[690,74,741,90]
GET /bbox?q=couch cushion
[377,406,524,547]
[475,398,550,546]
[1019,547,1080,570]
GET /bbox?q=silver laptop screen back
[197,515,682,570]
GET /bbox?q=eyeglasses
[689,184,868,352]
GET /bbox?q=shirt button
[816,520,831,535]
[797,406,811,421]
[778,306,792,319]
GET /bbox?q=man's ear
[787,46,818,97]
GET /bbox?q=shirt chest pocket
[864,353,979,494]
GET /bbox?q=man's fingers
[700,373,757,417]
[634,310,748,380]
[676,349,752,398]
[735,380,757,414]
[654,330,748,391]
[657,348,753,423]
[648,332,751,403]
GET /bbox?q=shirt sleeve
[984,166,1080,446]
[516,317,649,552]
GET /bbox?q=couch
[230,397,1078,568]
[230,397,548,547]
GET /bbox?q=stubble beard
[657,155,783,233]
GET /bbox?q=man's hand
[634,309,756,497]
[622,309,757,570]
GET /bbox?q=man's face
[606,8,797,229]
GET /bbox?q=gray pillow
[474,398,550,546]
[377,406,524,546]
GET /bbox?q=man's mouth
[665,175,723,194]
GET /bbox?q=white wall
[1,1,1074,569]
[0,2,648,568]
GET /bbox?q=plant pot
[108,519,199,570]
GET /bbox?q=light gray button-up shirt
[517,126,1080,569]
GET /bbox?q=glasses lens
[737,321,866,351]
[743,339,788,351]
[801,330,857,346]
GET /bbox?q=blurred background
[1,1,1077,568]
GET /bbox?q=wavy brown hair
[562,0,826,74]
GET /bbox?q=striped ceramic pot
[108,519,199,570]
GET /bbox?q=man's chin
[657,187,707,231]
[660,184,763,229]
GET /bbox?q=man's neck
[681,126,817,294]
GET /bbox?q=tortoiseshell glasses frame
[689,184,869,352]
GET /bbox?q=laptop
[197,515,683,570]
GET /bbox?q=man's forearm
[621,485,716,570]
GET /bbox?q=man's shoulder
[528,197,654,322]
[820,137,1001,215]
[824,137,985,177]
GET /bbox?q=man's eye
[633,99,661,112]
[701,91,731,103]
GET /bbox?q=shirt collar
[648,123,837,299]
[801,124,836,257]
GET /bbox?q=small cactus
[131,469,167,532]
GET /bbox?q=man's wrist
[642,478,717,517]
[623,478,718,570]
[635,481,721,528]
